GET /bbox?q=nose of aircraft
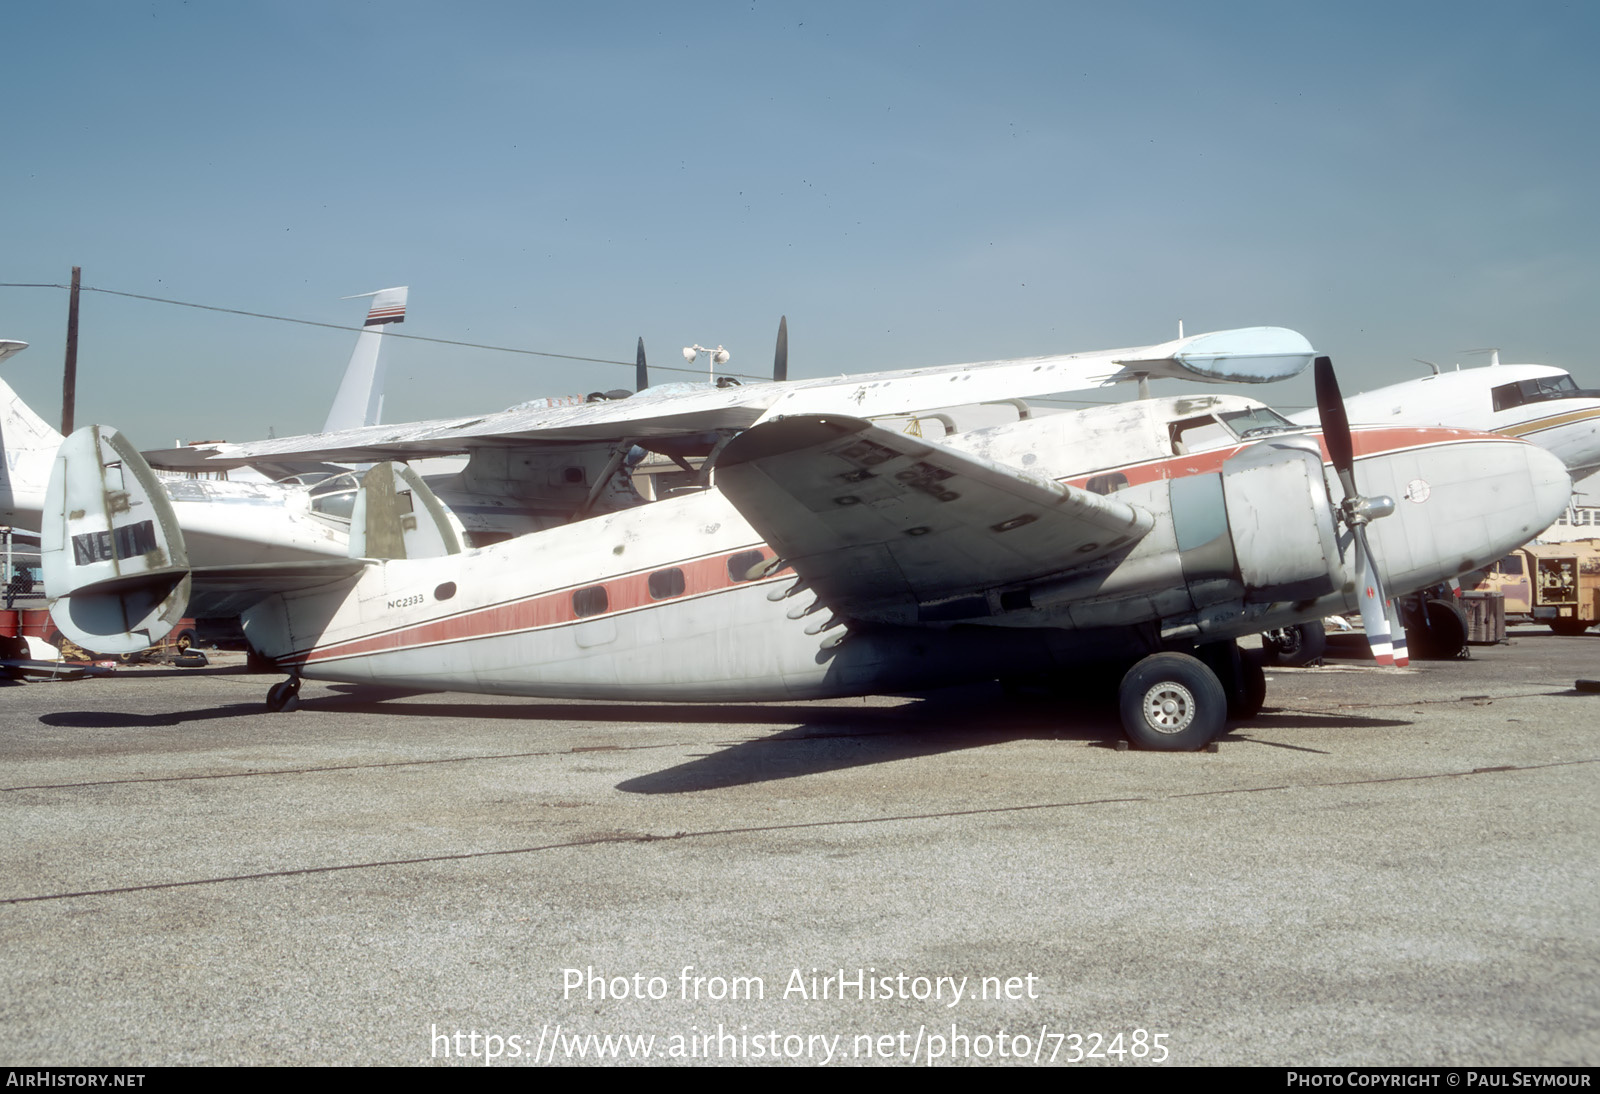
[1525,441,1575,533]
[1465,439,1571,567]
[1366,434,1571,594]
[1460,438,1571,568]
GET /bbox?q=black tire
[266,679,300,713]
[1197,641,1267,720]
[175,629,197,652]
[1230,652,1267,720]
[1260,622,1326,667]
[1119,652,1228,751]
[1411,599,1469,658]
[1550,618,1591,637]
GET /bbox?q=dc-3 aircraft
[1290,350,1600,480]
[40,326,1569,750]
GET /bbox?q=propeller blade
[1385,598,1410,668]
[1353,524,1395,666]
[1313,355,1354,480]
[636,337,648,392]
[1315,355,1400,667]
[773,316,788,383]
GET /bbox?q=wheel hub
[1142,683,1196,734]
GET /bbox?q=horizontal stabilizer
[716,415,1153,624]
[43,427,191,653]
[349,461,465,560]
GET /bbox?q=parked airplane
[1289,351,1600,479]
[40,347,1569,750]
[1279,351,1600,660]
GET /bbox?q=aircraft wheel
[1260,622,1325,667]
[1119,652,1227,751]
[1411,599,1469,658]
[1198,641,1265,720]
[175,629,197,652]
[1230,653,1267,720]
[266,678,301,713]
[1550,618,1591,636]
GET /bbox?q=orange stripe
[290,546,782,666]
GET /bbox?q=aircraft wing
[714,415,1154,625]
[754,326,1315,422]
[142,382,773,471]
[142,326,1313,472]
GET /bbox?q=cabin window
[1496,555,1524,577]
[648,568,686,599]
[1086,472,1129,496]
[434,582,457,601]
[572,585,609,617]
[728,550,768,582]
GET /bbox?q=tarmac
[2,628,1596,1066]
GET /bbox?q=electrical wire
[0,282,773,382]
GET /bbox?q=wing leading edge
[715,415,1153,625]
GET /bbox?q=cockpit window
[308,472,360,524]
[1169,416,1233,454]
[1491,374,1589,412]
[1219,406,1299,438]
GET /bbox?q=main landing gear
[265,674,301,713]
[1117,641,1262,751]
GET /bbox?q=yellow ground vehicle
[1472,540,1600,635]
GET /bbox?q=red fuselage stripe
[290,547,779,666]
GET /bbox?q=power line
[0,281,771,382]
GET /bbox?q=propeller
[1314,356,1404,666]
[773,315,788,382]
[636,336,649,392]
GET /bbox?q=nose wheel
[266,675,301,713]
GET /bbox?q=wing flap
[716,415,1153,623]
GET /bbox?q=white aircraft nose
[1365,434,1572,594]
[1526,442,1574,532]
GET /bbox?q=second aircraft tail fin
[322,286,408,433]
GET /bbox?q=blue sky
[3,1,1597,443]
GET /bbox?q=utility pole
[61,266,81,435]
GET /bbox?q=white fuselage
[1291,365,1600,480]
[242,405,1571,702]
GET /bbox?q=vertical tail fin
[322,286,408,433]
[42,426,191,654]
[348,461,464,560]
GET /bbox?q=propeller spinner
[1314,356,1404,666]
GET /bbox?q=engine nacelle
[1219,438,1341,603]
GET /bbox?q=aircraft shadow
[618,700,1422,793]
[617,689,1127,794]
[39,703,268,729]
